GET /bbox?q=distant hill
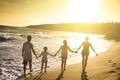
[27,23,120,34]
[0,25,17,29]
[27,23,120,41]
[0,23,120,41]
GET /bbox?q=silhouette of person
[38,46,54,73]
[76,37,98,70]
[22,35,37,77]
[55,40,76,72]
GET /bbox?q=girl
[55,40,76,72]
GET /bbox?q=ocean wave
[0,28,113,80]
[0,33,23,41]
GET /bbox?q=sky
[0,0,120,26]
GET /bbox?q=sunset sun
[0,0,120,79]
[67,0,100,22]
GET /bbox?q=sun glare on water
[57,32,112,64]
[66,32,112,56]
[67,0,100,22]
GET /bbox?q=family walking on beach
[22,35,98,77]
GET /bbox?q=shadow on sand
[56,71,64,80]
[81,69,89,80]
[33,73,44,80]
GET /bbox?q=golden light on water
[63,32,112,64]
[65,32,112,58]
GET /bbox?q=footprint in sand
[108,60,117,67]
[107,70,116,73]
[118,73,120,76]
[116,68,120,77]
[107,70,120,80]
[112,63,117,67]
[108,67,120,74]
[108,60,112,63]
[117,77,120,80]
[114,67,120,71]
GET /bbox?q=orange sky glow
[0,0,120,26]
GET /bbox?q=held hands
[96,53,98,56]
[36,55,38,59]
[72,50,77,53]
[36,55,41,59]
[49,53,56,57]
[95,52,98,56]
[75,51,78,53]
[54,54,57,56]
[54,52,58,56]
[51,54,56,57]
[73,50,78,53]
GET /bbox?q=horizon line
[0,22,120,27]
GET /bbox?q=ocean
[0,27,112,80]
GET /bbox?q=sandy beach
[17,42,120,80]
[0,0,120,79]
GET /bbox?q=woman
[76,37,98,70]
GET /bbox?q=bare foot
[44,71,47,73]
[30,69,33,72]
[40,71,43,74]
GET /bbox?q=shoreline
[18,42,120,80]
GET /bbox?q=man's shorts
[23,59,32,65]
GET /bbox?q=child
[38,46,54,73]
[55,40,76,72]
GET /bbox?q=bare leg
[29,60,32,72]
[44,62,47,73]
[82,55,85,69]
[84,55,88,70]
[61,58,64,72]
[41,62,44,73]
[64,58,67,70]
[23,64,27,77]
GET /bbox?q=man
[22,35,37,77]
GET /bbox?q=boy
[38,46,54,73]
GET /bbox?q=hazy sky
[0,0,120,26]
